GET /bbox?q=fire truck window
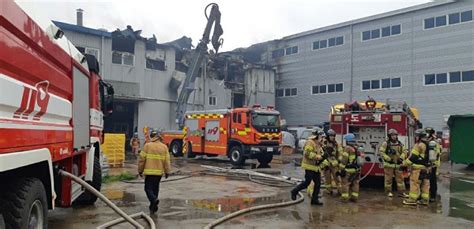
[238,114,242,123]
[233,113,238,123]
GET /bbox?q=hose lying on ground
[203,192,304,229]
[59,170,155,229]
[97,212,155,229]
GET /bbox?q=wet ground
[48,155,474,228]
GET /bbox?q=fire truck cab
[329,99,421,178]
[163,105,281,166]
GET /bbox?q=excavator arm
[175,3,223,128]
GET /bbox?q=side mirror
[100,80,114,117]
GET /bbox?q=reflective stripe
[421,193,430,200]
[351,192,359,197]
[384,163,396,168]
[237,131,247,136]
[301,162,321,172]
[147,154,166,160]
[411,149,420,156]
[412,164,426,169]
[409,192,418,200]
[341,193,349,199]
[139,151,147,158]
[144,169,163,175]
[345,168,357,173]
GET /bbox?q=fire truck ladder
[176,3,223,129]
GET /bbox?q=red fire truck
[0,1,114,228]
[329,99,421,178]
[162,105,281,165]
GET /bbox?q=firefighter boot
[290,189,298,201]
[403,199,417,206]
[418,199,429,206]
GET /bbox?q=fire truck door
[205,120,220,153]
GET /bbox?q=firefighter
[425,127,441,203]
[130,132,141,158]
[138,129,171,214]
[403,129,431,206]
[339,133,362,202]
[323,129,343,196]
[291,128,329,206]
[379,129,408,198]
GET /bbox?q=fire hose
[59,170,156,229]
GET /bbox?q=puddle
[441,176,474,221]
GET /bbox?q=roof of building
[53,20,112,38]
[283,0,457,40]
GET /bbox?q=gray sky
[16,0,430,51]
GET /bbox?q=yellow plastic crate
[101,133,126,167]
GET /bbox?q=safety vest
[379,140,405,168]
[405,142,428,169]
[138,139,171,176]
[301,138,328,172]
[339,145,360,174]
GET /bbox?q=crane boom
[176,3,223,129]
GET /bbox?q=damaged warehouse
[54,11,275,149]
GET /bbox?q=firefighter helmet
[327,129,336,137]
[424,127,435,135]
[150,129,162,139]
[414,129,427,138]
[387,129,398,136]
[344,133,356,143]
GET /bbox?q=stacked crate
[101,133,126,167]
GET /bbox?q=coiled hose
[59,170,155,229]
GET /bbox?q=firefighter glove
[383,155,391,162]
[165,173,169,179]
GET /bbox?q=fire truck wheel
[75,155,102,205]
[0,177,48,229]
[187,143,196,158]
[170,140,183,157]
[229,145,245,165]
[257,153,273,165]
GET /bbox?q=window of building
[312,86,319,94]
[449,13,460,25]
[461,10,473,22]
[391,25,401,35]
[424,18,435,29]
[112,51,122,64]
[362,80,371,90]
[371,80,380,89]
[381,78,391,88]
[313,41,320,50]
[449,72,461,83]
[146,58,166,71]
[391,77,401,88]
[382,26,391,37]
[425,74,436,85]
[362,31,371,41]
[112,51,134,66]
[319,85,327,93]
[371,29,380,39]
[328,84,335,93]
[435,16,447,27]
[436,73,448,84]
[336,36,344,45]
[462,70,474,82]
[289,88,296,96]
[285,88,291,96]
[285,46,298,55]
[320,40,327,48]
[336,83,343,92]
[328,38,336,47]
[272,48,285,59]
[276,89,284,97]
[209,96,217,106]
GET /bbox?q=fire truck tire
[187,143,196,158]
[75,155,102,205]
[170,140,183,157]
[0,177,48,229]
[257,153,273,165]
[229,146,245,165]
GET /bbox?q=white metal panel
[73,67,90,149]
